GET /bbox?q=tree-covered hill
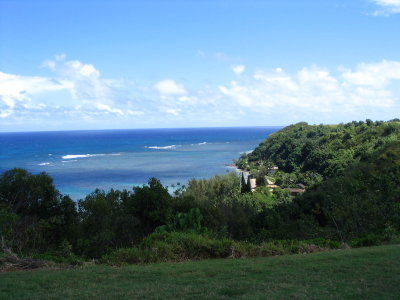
[236,119,400,186]
[284,141,400,240]
[235,119,400,241]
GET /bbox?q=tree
[124,178,172,238]
[240,172,247,193]
[0,168,78,252]
[240,173,251,193]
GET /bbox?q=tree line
[1,119,399,263]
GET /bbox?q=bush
[102,232,339,265]
[348,234,384,248]
[102,232,234,265]
[304,238,341,249]
[143,232,233,260]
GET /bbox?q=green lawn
[1,244,399,299]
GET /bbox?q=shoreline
[225,163,250,177]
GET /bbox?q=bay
[0,127,281,200]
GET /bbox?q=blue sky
[1,0,400,131]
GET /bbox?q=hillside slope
[1,244,399,299]
[236,120,400,241]
[237,119,400,182]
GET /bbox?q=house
[266,178,279,191]
[267,166,279,175]
[249,178,257,192]
[285,188,305,196]
[285,184,306,196]
[298,183,306,190]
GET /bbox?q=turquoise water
[0,127,281,199]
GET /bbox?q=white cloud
[341,60,400,87]
[1,55,400,129]
[1,55,135,119]
[163,108,181,116]
[232,65,246,75]
[178,96,191,102]
[0,71,71,118]
[154,80,187,95]
[94,103,124,115]
[127,109,144,116]
[372,0,400,15]
[43,56,109,103]
[218,61,399,113]
[0,109,13,118]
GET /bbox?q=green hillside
[1,244,399,299]
[237,119,400,186]
[235,119,400,241]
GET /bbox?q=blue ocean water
[0,127,281,200]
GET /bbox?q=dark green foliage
[77,178,173,257]
[127,178,172,235]
[0,168,60,218]
[101,231,337,265]
[155,208,208,234]
[238,119,400,181]
[0,204,18,247]
[0,169,78,253]
[240,172,248,193]
[76,189,137,257]
[243,121,400,242]
[348,234,386,248]
[295,142,400,241]
[178,173,277,240]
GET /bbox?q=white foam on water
[145,145,179,150]
[62,154,97,159]
[61,153,121,160]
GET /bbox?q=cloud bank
[219,61,399,113]
[1,55,400,130]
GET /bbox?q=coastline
[0,127,277,200]
[225,163,250,177]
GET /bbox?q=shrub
[102,232,338,265]
[102,232,234,265]
[304,238,341,249]
[348,234,384,248]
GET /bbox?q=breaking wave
[61,153,121,160]
[145,145,180,150]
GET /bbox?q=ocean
[0,127,281,200]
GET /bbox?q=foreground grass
[1,244,399,299]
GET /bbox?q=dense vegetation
[236,119,400,241]
[1,119,400,268]
[237,119,400,186]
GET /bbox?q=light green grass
[1,244,399,299]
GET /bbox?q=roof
[267,184,279,188]
[266,179,275,185]
[285,188,305,195]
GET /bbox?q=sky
[0,0,400,132]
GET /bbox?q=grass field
[1,244,399,299]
